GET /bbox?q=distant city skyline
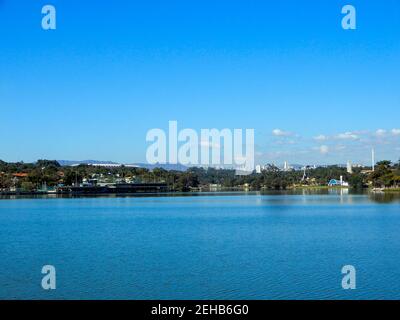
[1,0,399,165]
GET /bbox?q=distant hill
[132,163,188,171]
[57,160,119,166]
[57,160,188,171]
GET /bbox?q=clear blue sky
[1,0,399,165]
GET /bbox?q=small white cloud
[391,128,400,136]
[319,145,329,154]
[272,129,292,137]
[334,145,346,151]
[375,129,387,137]
[314,134,328,141]
[274,139,298,145]
[336,132,359,140]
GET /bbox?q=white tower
[283,161,289,171]
[371,148,375,172]
[346,160,353,174]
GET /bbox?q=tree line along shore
[0,159,399,194]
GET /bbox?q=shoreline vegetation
[1,159,400,196]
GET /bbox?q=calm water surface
[0,191,400,299]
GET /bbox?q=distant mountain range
[57,160,188,171]
[57,160,119,166]
[132,163,188,171]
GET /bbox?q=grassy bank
[383,188,400,192]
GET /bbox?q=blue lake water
[0,191,400,300]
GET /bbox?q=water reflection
[1,189,400,203]
[368,191,400,204]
